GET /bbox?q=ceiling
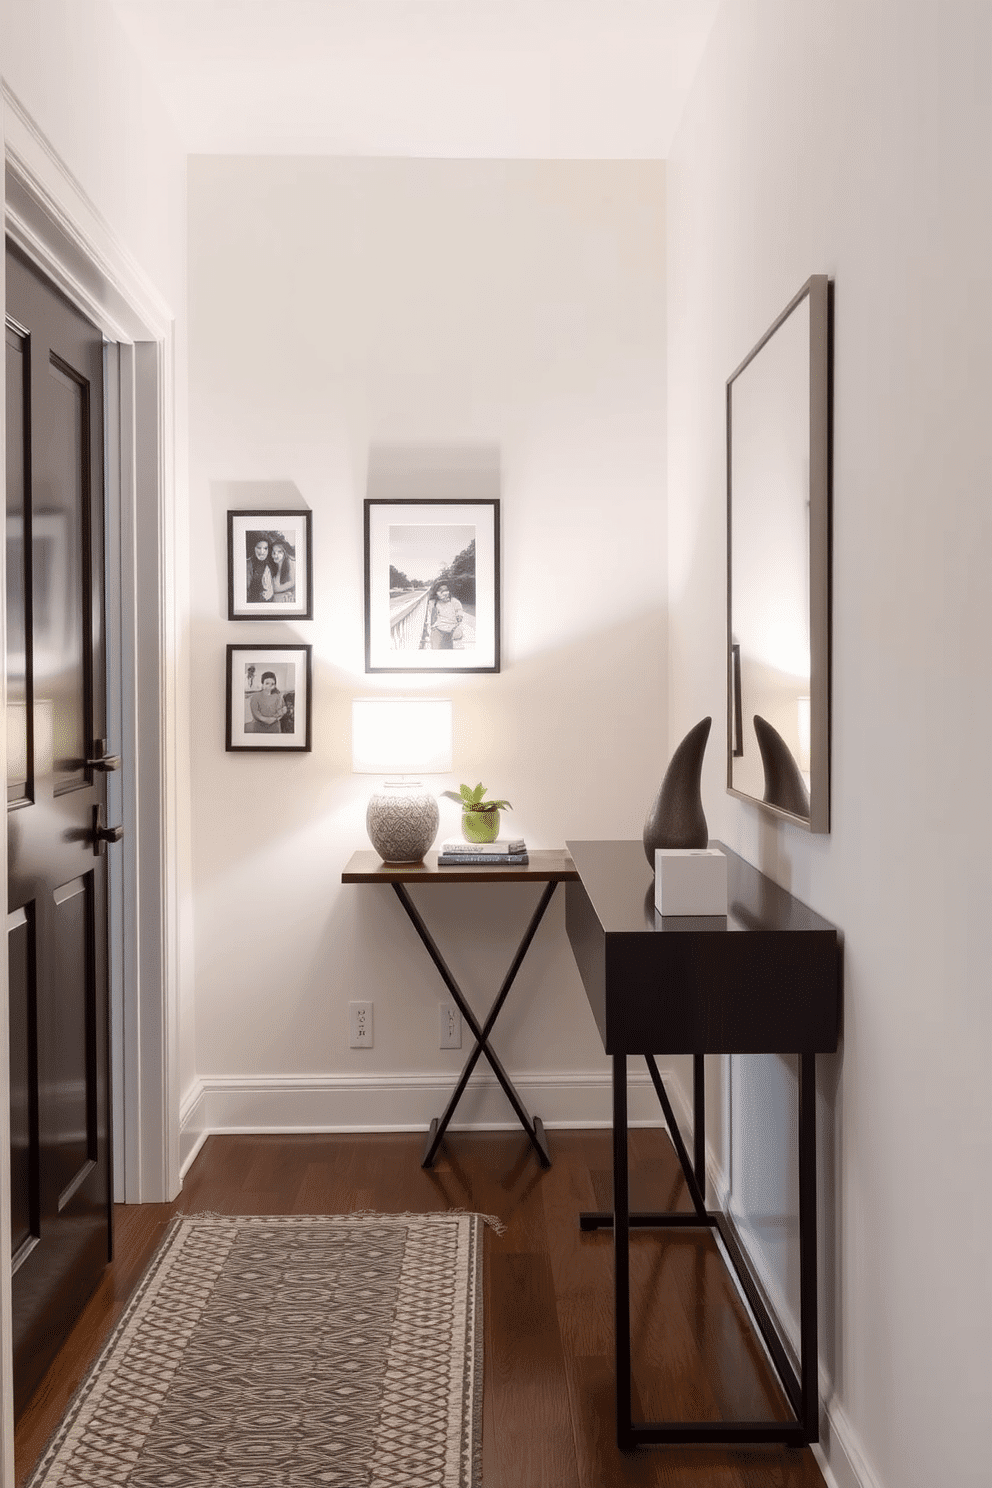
[108,0,720,158]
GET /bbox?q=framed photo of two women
[228,511,313,620]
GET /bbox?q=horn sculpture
[642,716,712,866]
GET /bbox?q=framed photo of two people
[364,498,500,672]
[228,510,313,620]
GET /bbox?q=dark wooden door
[6,242,115,1417]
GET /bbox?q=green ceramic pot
[462,808,500,844]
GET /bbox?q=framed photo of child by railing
[364,499,500,672]
[228,510,313,620]
[226,644,312,751]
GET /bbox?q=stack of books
[437,837,529,866]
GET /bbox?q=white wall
[3,0,186,311]
[184,157,669,1141]
[667,4,992,1488]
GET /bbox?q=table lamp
[352,697,453,862]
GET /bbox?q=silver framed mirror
[727,275,831,832]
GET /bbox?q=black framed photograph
[228,510,313,620]
[226,645,312,751]
[364,499,500,672]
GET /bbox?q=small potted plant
[442,782,512,844]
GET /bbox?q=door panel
[6,241,113,1418]
[45,356,90,794]
[7,905,37,1265]
[49,877,96,1209]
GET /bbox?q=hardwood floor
[14,1129,827,1488]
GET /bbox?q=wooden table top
[341,848,579,884]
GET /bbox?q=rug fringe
[183,1208,508,1235]
[439,1207,508,1236]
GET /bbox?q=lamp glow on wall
[352,698,452,862]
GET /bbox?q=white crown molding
[2,81,173,343]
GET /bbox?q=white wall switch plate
[349,1000,373,1047]
[654,848,727,916]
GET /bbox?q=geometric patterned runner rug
[27,1212,486,1488]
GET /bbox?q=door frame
[0,82,182,1476]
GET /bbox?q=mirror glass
[728,277,830,832]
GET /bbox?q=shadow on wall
[366,442,501,504]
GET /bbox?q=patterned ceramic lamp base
[366,781,439,863]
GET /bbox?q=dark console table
[565,839,840,1449]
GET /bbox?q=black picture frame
[226,644,313,752]
[364,498,500,673]
[228,510,313,620]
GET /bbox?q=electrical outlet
[349,1000,373,1048]
[439,1002,462,1050]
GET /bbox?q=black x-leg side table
[342,850,579,1169]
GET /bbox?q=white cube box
[654,848,727,916]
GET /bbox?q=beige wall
[667,4,991,1487]
[185,157,669,1132]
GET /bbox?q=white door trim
[0,84,12,1488]
[2,83,181,1208]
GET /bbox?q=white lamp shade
[352,697,453,775]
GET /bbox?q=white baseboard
[178,1066,671,1179]
[178,1082,209,1177]
[178,1065,880,1488]
[811,1396,885,1488]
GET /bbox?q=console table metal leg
[799,1051,819,1441]
[391,879,557,1169]
[693,1053,706,1196]
[582,1052,816,1447]
[612,1053,634,1449]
